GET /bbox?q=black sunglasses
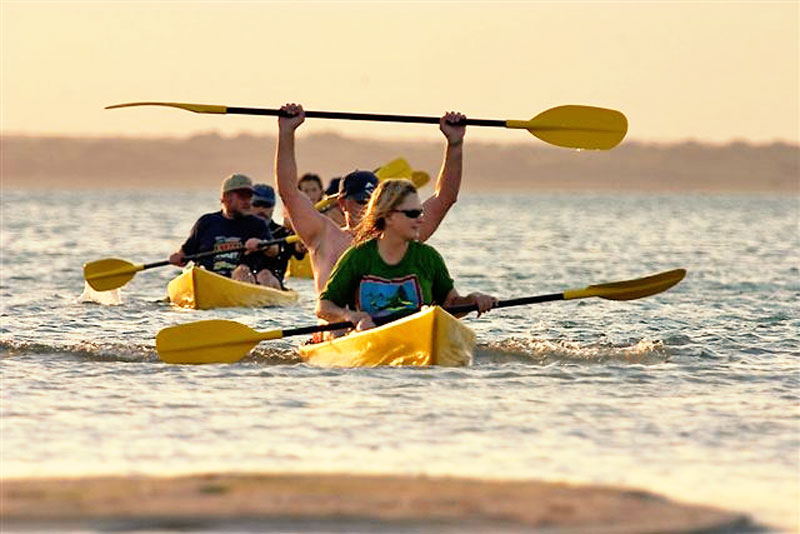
[252,201,274,208]
[393,208,424,219]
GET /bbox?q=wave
[1,337,670,367]
[0,339,156,363]
[0,338,301,365]
[476,337,670,365]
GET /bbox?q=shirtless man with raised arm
[274,103,466,294]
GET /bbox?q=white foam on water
[77,281,123,306]
[481,337,669,365]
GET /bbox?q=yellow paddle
[106,102,628,150]
[314,157,431,212]
[84,236,298,292]
[155,268,686,364]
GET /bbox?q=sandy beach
[1,472,755,533]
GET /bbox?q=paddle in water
[83,235,298,292]
[155,268,686,365]
[106,102,628,150]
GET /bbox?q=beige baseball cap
[221,173,254,194]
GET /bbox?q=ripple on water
[478,337,670,365]
[2,191,799,530]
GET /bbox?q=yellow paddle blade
[314,196,339,211]
[156,319,282,364]
[411,171,430,189]
[375,158,414,180]
[506,105,628,150]
[564,269,686,301]
[83,258,143,291]
[375,158,430,189]
[105,102,227,114]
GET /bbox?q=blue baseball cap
[339,170,378,202]
[252,184,276,207]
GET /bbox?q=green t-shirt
[320,239,454,319]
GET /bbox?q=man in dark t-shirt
[168,174,282,288]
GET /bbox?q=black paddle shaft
[142,237,289,270]
[445,293,564,316]
[227,107,506,128]
[282,293,566,339]
[282,313,405,338]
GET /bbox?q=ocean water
[1,189,798,531]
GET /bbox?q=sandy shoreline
[0,472,756,533]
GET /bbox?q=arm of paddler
[315,299,375,331]
[443,289,499,318]
[315,246,376,330]
[274,103,326,252]
[419,111,465,242]
[171,216,204,265]
[168,249,187,266]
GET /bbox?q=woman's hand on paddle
[440,111,466,145]
[347,311,376,331]
[316,300,375,331]
[279,103,305,131]
[467,292,498,317]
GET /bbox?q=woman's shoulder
[352,238,378,252]
[340,237,378,261]
[410,240,441,255]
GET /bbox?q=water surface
[1,190,798,530]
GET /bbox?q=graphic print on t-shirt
[211,236,244,275]
[357,275,422,318]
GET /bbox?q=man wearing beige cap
[168,173,281,288]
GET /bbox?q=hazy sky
[1,1,797,144]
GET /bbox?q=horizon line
[2,130,798,149]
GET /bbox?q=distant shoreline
[2,133,797,193]
[0,472,755,533]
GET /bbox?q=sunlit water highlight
[1,190,798,531]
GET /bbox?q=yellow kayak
[167,265,298,310]
[298,306,475,368]
[286,254,313,279]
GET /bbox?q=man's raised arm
[419,112,466,242]
[274,103,327,250]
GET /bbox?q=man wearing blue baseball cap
[168,173,281,288]
[274,103,467,295]
[338,171,377,204]
[250,183,304,285]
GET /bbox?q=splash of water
[479,337,670,365]
[77,282,123,306]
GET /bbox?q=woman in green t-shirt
[317,179,497,331]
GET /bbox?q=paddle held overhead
[106,102,628,150]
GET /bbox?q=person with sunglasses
[168,173,281,288]
[316,179,497,331]
[249,183,304,286]
[274,103,467,296]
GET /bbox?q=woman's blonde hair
[353,179,418,245]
